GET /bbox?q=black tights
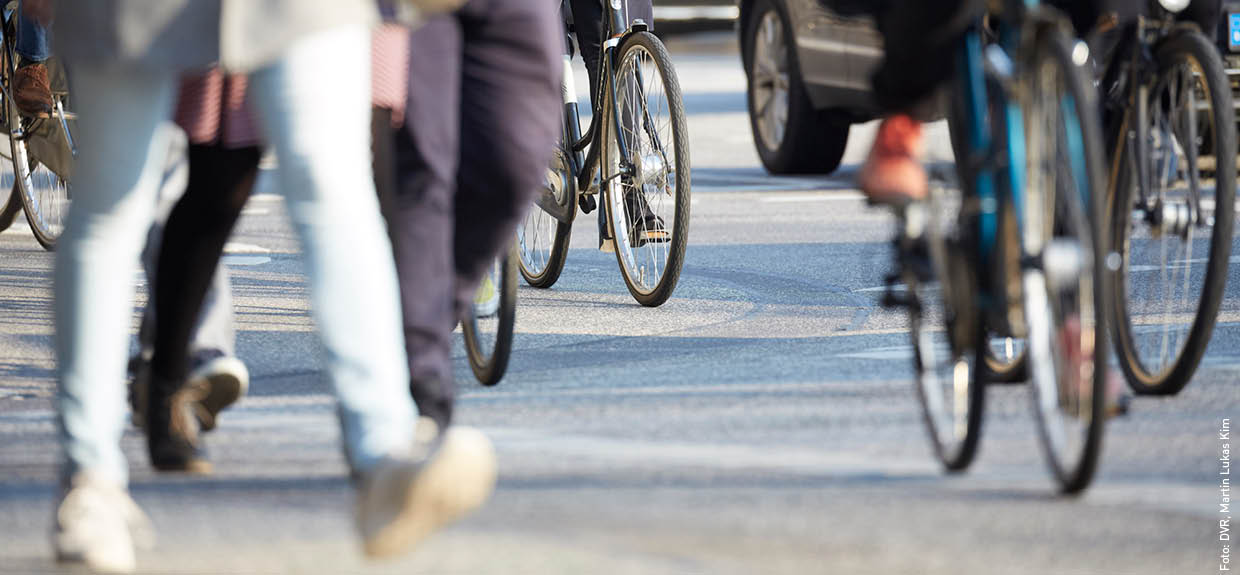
[148,144,261,388]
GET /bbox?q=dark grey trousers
[387,0,561,427]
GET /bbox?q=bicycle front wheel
[1109,30,1236,396]
[906,195,986,472]
[1021,28,1109,494]
[603,31,690,307]
[462,245,518,386]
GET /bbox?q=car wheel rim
[752,10,790,152]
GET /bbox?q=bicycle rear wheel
[462,245,518,386]
[1109,30,1236,396]
[1022,28,1109,494]
[604,31,690,307]
[518,143,573,288]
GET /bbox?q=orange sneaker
[859,114,928,206]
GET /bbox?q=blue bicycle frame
[954,0,1090,321]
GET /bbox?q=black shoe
[145,378,212,474]
[624,187,669,247]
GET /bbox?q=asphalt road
[0,31,1236,575]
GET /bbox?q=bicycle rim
[14,149,69,250]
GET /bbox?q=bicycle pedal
[578,193,597,214]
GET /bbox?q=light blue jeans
[56,25,415,486]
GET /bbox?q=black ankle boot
[146,378,212,474]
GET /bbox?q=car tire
[744,0,849,175]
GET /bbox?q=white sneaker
[356,426,497,558]
[53,473,154,574]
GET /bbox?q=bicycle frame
[1103,10,1205,233]
[542,0,653,225]
[954,6,1030,329]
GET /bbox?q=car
[655,0,739,22]
[737,0,882,175]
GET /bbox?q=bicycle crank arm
[534,188,575,224]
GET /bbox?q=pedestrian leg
[391,14,464,429]
[248,24,415,471]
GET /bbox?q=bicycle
[0,1,73,251]
[884,0,1111,493]
[517,0,690,307]
[1098,1,1235,396]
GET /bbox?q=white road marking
[837,346,913,361]
[222,255,272,267]
[1128,255,1240,272]
[855,283,906,294]
[758,192,866,203]
[224,242,271,254]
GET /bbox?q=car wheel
[745,0,849,175]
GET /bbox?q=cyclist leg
[14,1,53,115]
[452,0,561,313]
[570,0,653,99]
[861,0,981,204]
[390,14,464,429]
[569,0,654,248]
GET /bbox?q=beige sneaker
[53,473,154,574]
[356,426,497,559]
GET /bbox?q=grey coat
[57,0,379,73]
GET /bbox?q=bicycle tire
[462,245,518,386]
[604,31,690,307]
[518,142,573,289]
[1023,26,1110,495]
[1109,30,1236,396]
[0,181,21,233]
[907,246,987,472]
